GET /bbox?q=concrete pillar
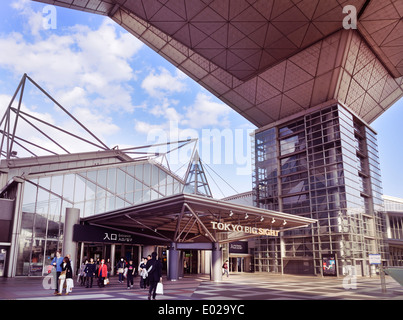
[79,242,84,270]
[110,244,115,275]
[168,242,180,281]
[8,181,23,278]
[137,246,141,269]
[63,208,80,276]
[211,242,222,282]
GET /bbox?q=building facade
[252,103,388,276]
[384,195,403,267]
[3,1,403,280]
[0,150,186,276]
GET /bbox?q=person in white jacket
[139,257,148,289]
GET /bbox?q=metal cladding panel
[31,0,403,127]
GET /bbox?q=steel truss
[0,74,197,167]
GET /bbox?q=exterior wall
[1,159,184,276]
[253,104,388,276]
[384,196,403,266]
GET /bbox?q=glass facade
[12,157,184,276]
[253,104,389,276]
[384,196,403,266]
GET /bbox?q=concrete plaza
[1,273,402,300]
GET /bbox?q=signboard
[229,241,248,254]
[322,254,337,276]
[211,221,279,236]
[73,224,136,244]
[369,254,382,265]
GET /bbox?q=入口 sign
[211,221,279,236]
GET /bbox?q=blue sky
[0,0,402,199]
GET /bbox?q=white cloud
[182,93,231,129]
[58,86,89,109]
[141,67,187,97]
[134,120,167,135]
[70,107,120,139]
[0,3,148,156]
[11,0,43,36]
[0,9,144,113]
[150,98,183,123]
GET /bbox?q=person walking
[106,258,111,280]
[222,260,229,278]
[58,257,73,295]
[84,258,96,288]
[126,260,135,289]
[145,255,151,288]
[97,259,108,287]
[139,257,148,289]
[78,259,88,286]
[116,258,126,283]
[145,252,162,300]
[51,250,63,295]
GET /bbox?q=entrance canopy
[81,193,316,247]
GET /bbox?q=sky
[0,0,402,199]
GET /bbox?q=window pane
[22,182,37,213]
[107,168,117,193]
[63,174,75,201]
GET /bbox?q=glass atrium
[252,104,388,276]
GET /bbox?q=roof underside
[32,0,403,127]
[82,193,316,244]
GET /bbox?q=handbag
[156,282,163,295]
[66,278,74,292]
[118,268,124,273]
[59,271,66,280]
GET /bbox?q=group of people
[78,257,111,288]
[58,252,163,300]
[50,250,74,295]
[115,253,163,299]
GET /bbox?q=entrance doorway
[183,250,198,274]
[79,243,144,275]
[230,257,246,272]
[229,255,253,272]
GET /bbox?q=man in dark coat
[84,258,97,288]
[145,252,162,300]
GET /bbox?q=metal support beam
[184,203,216,243]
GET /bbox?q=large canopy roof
[32,0,403,127]
[82,192,316,245]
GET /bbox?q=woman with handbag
[57,257,73,295]
[116,258,126,283]
[97,259,108,287]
